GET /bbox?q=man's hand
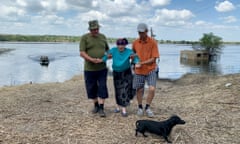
[135,63,141,68]
[91,58,103,63]
[130,54,137,60]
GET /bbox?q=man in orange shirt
[132,23,160,118]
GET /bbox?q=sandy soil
[0,73,239,144]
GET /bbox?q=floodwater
[0,42,239,87]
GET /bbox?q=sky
[1,0,240,42]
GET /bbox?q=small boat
[40,56,49,66]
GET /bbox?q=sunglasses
[90,28,99,32]
[138,31,145,34]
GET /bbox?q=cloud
[67,0,98,11]
[0,5,26,21]
[152,8,194,26]
[215,0,235,12]
[0,0,240,41]
[42,0,68,11]
[98,0,137,17]
[195,20,239,30]
[221,16,237,23]
[149,0,171,7]
[16,0,27,7]
[77,10,109,23]
[34,14,65,25]
[195,20,207,26]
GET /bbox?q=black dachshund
[135,115,186,143]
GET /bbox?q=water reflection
[180,58,222,75]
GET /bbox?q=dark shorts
[84,68,108,99]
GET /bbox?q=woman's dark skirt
[113,68,135,107]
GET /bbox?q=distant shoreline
[1,40,240,45]
[1,34,240,44]
[0,41,73,44]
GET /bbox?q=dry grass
[0,73,240,144]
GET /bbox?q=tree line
[0,34,198,44]
[0,34,239,44]
[0,34,80,42]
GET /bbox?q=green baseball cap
[88,20,100,30]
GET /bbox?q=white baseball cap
[137,23,148,32]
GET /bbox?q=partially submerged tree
[199,32,223,61]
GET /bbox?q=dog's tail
[135,120,139,127]
[135,120,140,136]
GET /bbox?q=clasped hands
[91,58,103,64]
[90,53,112,64]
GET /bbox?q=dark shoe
[114,108,120,113]
[98,109,106,117]
[92,106,99,114]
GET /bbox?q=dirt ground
[0,73,239,144]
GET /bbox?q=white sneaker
[137,108,144,116]
[145,108,154,118]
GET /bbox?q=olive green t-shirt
[80,33,109,71]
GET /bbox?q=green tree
[199,32,223,60]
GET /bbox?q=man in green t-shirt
[80,20,109,117]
